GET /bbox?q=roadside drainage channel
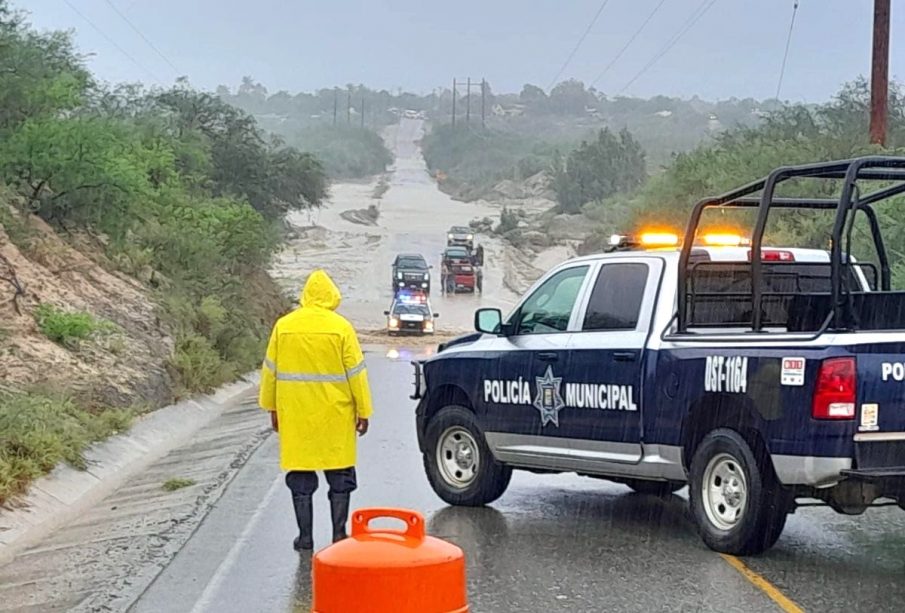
[0,374,261,566]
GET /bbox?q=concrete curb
[0,373,260,566]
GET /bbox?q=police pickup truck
[411,157,905,555]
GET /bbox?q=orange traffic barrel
[312,507,468,613]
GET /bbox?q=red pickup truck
[442,246,476,293]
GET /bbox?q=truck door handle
[614,351,638,362]
[537,352,559,362]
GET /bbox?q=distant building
[492,103,525,117]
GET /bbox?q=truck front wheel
[689,428,790,555]
[423,406,512,506]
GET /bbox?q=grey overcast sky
[21,0,905,101]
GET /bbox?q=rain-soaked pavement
[131,350,905,613]
[131,119,905,612]
[8,118,905,612]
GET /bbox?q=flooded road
[270,117,523,336]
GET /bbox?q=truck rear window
[687,263,865,329]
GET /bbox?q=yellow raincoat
[259,270,373,471]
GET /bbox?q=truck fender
[681,393,772,471]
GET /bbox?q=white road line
[189,475,284,613]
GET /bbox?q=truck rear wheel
[423,406,512,506]
[689,428,789,555]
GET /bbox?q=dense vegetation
[422,124,566,201]
[0,3,327,500]
[218,79,394,179]
[280,124,393,179]
[550,128,646,214]
[582,79,905,283]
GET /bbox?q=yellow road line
[720,554,805,613]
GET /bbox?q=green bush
[170,334,236,393]
[0,392,133,503]
[162,477,196,491]
[35,304,101,346]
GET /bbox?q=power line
[775,0,800,99]
[590,0,668,88]
[60,0,162,83]
[102,0,182,76]
[547,0,612,91]
[619,0,719,94]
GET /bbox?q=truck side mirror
[383,310,390,316]
[474,308,503,335]
[433,312,440,318]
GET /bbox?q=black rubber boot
[292,494,314,551]
[329,493,351,543]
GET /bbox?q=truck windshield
[394,304,430,316]
[397,257,426,269]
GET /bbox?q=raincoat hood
[301,270,341,311]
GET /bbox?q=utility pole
[870,0,891,146]
[347,90,351,125]
[333,88,338,126]
[452,78,457,127]
[360,94,365,128]
[466,77,471,124]
[481,78,486,128]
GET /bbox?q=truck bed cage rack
[676,156,905,334]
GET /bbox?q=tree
[548,79,595,115]
[519,83,547,107]
[0,116,152,232]
[552,128,647,214]
[0,4,90,132]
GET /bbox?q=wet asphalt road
[132,351,905,613]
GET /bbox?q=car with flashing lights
[447,226,475,250]
[392,253,431,295]
[385,291,440,336]
[411,156,905,556]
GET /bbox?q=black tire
[624,479,684,497]
[423,405,512,506]
[689,428,790,555]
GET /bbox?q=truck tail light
[812,357,856,420]
[747,249,795,262]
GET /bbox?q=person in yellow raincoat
[259,269,373,551]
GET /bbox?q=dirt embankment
[0,210,174,407]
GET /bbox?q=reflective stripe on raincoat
[259,270,373,471]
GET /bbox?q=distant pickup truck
[412,156,905,555]
[392,253,431,294]
[447,226,475,250]
[442,246,477,293]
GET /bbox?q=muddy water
[271,118,522,338]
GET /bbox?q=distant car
[447,226,475,250]
[393,253,431,294]
[384,292,439,336]
[403,109,419,119]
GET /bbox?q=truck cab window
[583,263,649,331]
[511,265,589,335]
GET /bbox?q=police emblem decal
[533,365,566,427]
